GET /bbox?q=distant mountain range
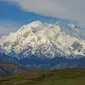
[0,21,85,69]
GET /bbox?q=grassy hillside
[0,68,85,85]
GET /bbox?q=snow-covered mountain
[0,21,85,60]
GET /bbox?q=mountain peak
[27,21,42,27]
[68,24,75,29]
[0,21,85,59]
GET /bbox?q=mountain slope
[0,65,10,76]
[0,61,28,75]
[0,54,28,76]
[51,62,85,69]
[0,21,85,59]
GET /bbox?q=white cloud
[6,0,85,26]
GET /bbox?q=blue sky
[0,1,58,23]
[0,1,58,35]
[0,0,85,35]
